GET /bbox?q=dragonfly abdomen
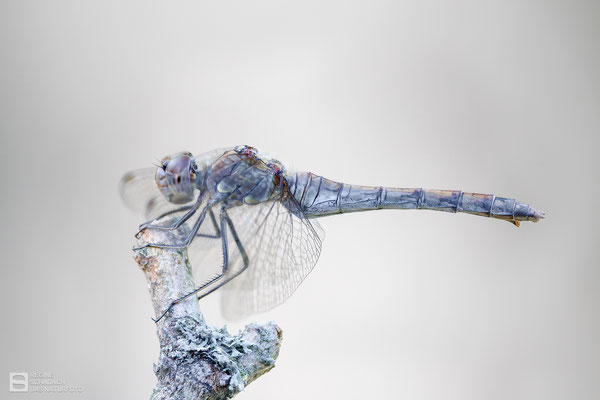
[288,172,544,226]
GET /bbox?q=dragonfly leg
[197,210,250,301]
[195,207,222,239]
[137,205,193,230]
[137,193,205,233]
[152,206,231,323]
[133,203,209,251]
[152,273,225,323]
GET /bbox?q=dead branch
[134,228,282,400]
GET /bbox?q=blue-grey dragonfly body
[120,145,544,321]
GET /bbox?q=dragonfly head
[155,152,200,204]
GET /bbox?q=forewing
[219,191,325,320]
[119,167,166,218]
[120,169,197,221]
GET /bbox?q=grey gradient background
[1,1,599,399]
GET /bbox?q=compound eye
[166,155,191,175]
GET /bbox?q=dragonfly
[120,145,545,322]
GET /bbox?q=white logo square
[9,373,28,392]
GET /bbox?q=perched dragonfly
[120,145,544,322]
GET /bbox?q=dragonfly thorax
[205,148,284,207]
[155,152,201,204]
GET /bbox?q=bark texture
[134,228,282,400]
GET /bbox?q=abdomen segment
[287,172,545,226]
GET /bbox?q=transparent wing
[119,167,178,220]
[218,190,325,320]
